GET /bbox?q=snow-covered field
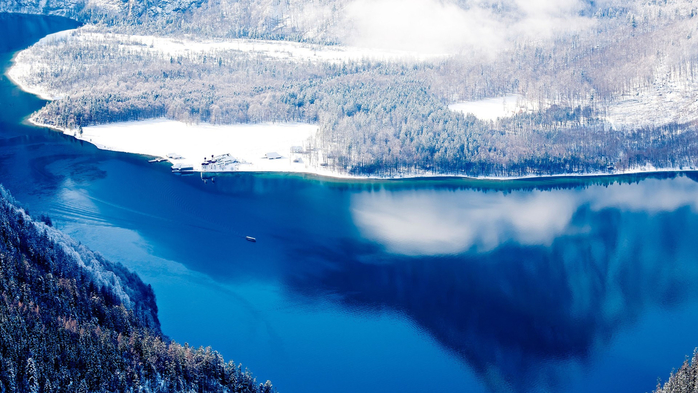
[119,33,446,63]
[28,26,445,64]
[448,94,537,121]
[73,119,318,173]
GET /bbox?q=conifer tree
[26,357,39,393]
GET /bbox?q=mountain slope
[0,186,274,392]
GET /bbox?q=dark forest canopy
[0,186,274,392]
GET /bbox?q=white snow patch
[74,119,318,173]
[64,27,446,63]
[448,94,536,121]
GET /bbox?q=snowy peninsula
[71,119,318,174]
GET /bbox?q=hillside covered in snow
[6,0,698,177]
[0,186,274,392]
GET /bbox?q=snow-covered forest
[654,349,698,393]
[0,187,274,392]
[7,0,698,176]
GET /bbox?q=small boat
[245,236,257,242]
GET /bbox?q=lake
[2,13,698,393]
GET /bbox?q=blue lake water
[2,13,698,392]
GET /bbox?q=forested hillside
[7,0,698,177]
[654,350,698,393]
[0,0,340,42]
[0,186,273,392]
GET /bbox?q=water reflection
[7,136,698,392]
[351,190,578,254]
[285,176,698,392]
[350,177,698,255]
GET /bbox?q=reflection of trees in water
[207,170,696,195]
[285,206,698,392]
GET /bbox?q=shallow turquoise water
[2,13,698,393]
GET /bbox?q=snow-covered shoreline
[9,44,695,183]
[26,117,697,182]
[6,58,58,101]
[29,118,331,173]
[6,29,86,101]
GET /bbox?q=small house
[265,152,282,160]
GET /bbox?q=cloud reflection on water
[278,174,698,392]
[351,177,698,256]
[351,190,577,254]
